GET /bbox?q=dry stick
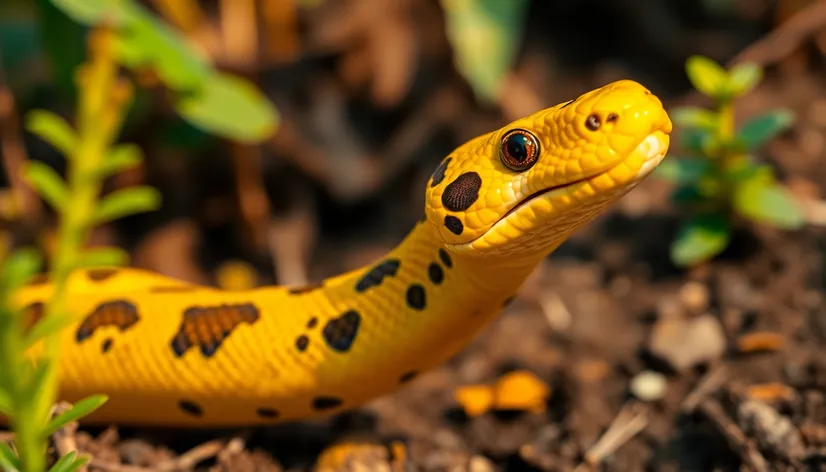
[50,402,85,471]
[0,50,40,220]
[681,363,729,413]
[574,402,650,472]
[89,437,244,472]
[699,399,769,472]
[729,0,826,67]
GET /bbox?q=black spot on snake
[170,303,260,358]
[76,300,139,343]
[444,216,463,235]
[178,400,203,417]
[312,396,343,411]
[256,408,279,419]
[427,263,444,285]
[399,371,419,383]
[441,171,482,212]
[27,273,50,286]
[288,282,323,295]
[438,248,452,268]
[307,317,318,329]
[355,259,400,293]
[430,157,451,187]
[101,338,114,353]
[406,284,426,311]
[87,268,119,281]
[322,310,361,352]
[296,335,309,352]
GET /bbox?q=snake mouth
[497,175,594,222]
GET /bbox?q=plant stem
[11,27,131,472]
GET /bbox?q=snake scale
[12,80,672,427]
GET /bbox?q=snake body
[13,80,672,427]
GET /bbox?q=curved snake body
[13,80,672,426]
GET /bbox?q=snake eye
[499,129,540,172]
[585,114,601,131]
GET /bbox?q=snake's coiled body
[13,80,672,427]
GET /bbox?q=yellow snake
[13,80,672,427]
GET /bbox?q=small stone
[679,281,709,314]
[630,370,668,401]
[649,314,726,372]
[468,455,496,472]
[656,295,683,320]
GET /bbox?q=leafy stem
[656,55,805,267]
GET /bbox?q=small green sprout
[0,28,160,472]
[656,55,805,267]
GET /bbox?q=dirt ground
[5,1,826,471]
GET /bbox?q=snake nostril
[606,113,619,123]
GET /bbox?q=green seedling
[0,28,160,472]
[656,55,805,267]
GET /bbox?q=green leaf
[51,0,211,91]
[732,173,805,229]
[99,144,143,176]
[25,110,77,157]
[21,161,69,213]
[670,184,714,207]
[737,109,794,150]
[49,0,137,26]
[92,186,161,225]
[75,247,129,269]
[727,62,763,97]
[679,127,715,154]
[23,311,76,348]
[28,359,58,428]
[440,0,530,104]
[654,156,713,184]
[670,213,731,266]
[0,441,20,472]
[62,455,90,472]
[48,451,90,472]
[1,247,44,292]
[114,10,211,91]
[685,55,729,99]
[672,107,718,129]
[0,387,12,415]
[175,72,279,143]
[48,451,78,472]
[44,395,108,436]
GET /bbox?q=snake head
[424,79,672,259]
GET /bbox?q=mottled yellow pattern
[11,80,671,427]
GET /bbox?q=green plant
[48,0,279,143]
[0,28,161,472]
[656,55,806,267]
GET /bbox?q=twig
[50,402,84,471]
[729,0,826,67]
[89,436,244,472]
[575,402,649,471]
[0,49,40,220]
[681,363,729,413]
[699,398,769,472]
